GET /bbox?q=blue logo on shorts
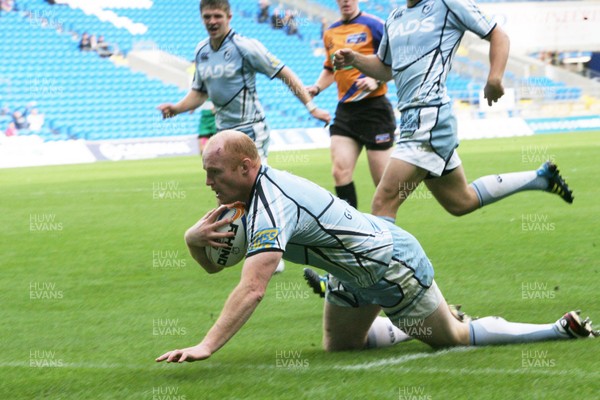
[375,133,391,143]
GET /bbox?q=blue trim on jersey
[339,73,366,103]
[354,13,385,49]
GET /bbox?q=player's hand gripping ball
[205,204,247,267]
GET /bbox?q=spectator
[271,7,283,29]
[257,0,269,24]
[79,32,93,51]
[5,122,17,137]
[95,36,113,58]
[12,110,29,130]
[27,108,45,132]
[1,0,15,13]
[283,10,299,36]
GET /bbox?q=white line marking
[335,347,476,371]
[3,350,598,379]
[396,365,600,378]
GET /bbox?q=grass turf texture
[1,132,599,399]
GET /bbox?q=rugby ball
[205,205,247,267]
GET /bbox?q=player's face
[203,151,247,205]
[337,0,359,20]
[201,7,232,42]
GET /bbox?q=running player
[333,0,573,223]
[158,0,331,161]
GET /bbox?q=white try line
[335,347,476,371]
[4,348,599,380]
[397,365,600,378]
[334,347,599,379]
[3,351,465,372]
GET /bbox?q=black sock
[335,182,357,208]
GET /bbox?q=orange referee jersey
[323,12,388,103]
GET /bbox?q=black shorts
[329,95,396,151]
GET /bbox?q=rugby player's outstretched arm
[157,90,208,119]
[275,66,331,124]
[155,251,281,363]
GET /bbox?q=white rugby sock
[469,316,568,345]
[366,316,412,348]
[470,171,548,207]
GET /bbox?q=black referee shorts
[329,95,396,151]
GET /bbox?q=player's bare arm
[333,49,392,82]
[155,251,282,363]
[275,66,331,124]
[306,68,335,97]
[184,205,236,274]
[483,26,510,106]
[157,90,208,119]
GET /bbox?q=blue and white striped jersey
[245,166,433,288]
[378,0,495,111]
[192,30,284,130]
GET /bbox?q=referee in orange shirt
[307,0,395,209]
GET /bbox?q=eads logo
[392,16,434,36]
[197,63,236,79]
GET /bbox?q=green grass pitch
[1,132,599,399]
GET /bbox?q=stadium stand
[0,4,196,141]
[0,0,591,142]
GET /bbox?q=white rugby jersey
[192,30,284,130]
[378,0,496,111]
[244,166,433,288]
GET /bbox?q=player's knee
[371,189,399,214]
[373,184,398,206]
[331,165,353,184]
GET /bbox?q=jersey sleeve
[443,0,496,38]
[241,37,285,79]
[370,17,384,51]
[377,20,392,66]
[246,182,296,256]
[191,42,207,92]
[191,67,206,92]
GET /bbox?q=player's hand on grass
[310,108,331,126]
[483,79,504,106]
[355,77,378,92]
[157,103,179,119]
[184,205,236,249]
[156,344,211,363]
[333,48,355,70]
